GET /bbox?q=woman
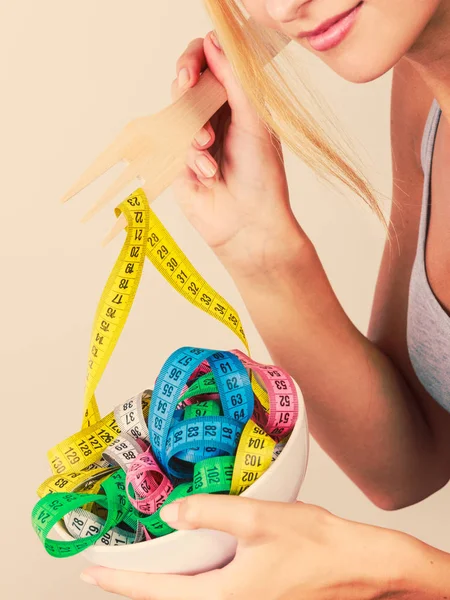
[81,1,450,597]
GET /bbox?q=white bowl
[56,381,309,574]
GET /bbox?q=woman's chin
[327,56,398,84]
[337,67,392,85]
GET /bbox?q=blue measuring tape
[149,347,254,479]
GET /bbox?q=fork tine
[101,213,128,247]
[59,127,132,204]
[80,159,146,223]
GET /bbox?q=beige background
[1,1,449,598]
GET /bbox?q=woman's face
[241,0,445,83]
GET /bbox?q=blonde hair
[202,0,388,230]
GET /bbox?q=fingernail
[178,67,190,88]
[80,573,98,586]
[194,128,211,147]
[160,500,182,524]
[210,31,222,50]
[195,156,217,178]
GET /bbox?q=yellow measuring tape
[38,188,275,501]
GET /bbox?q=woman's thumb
[159,494,268,540]
[204,30,264,134]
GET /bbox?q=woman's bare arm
[227,58,450,510]
[368,56,450,483]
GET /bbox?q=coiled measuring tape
[31,188,298,557]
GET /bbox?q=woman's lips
[299,3,363,52]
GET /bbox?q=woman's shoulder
[390,57,435,171]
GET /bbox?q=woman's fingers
[170,75,216,151]
[171,40,216,151]
[170,114,217,182]
[188,145,218,180]
[175,37,207,83]
[160,494,277,541]
[170,73,218,187]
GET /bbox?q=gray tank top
[406,98,450,412]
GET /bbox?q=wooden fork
[60,20,291,246]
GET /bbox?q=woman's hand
[80,494,421,600]
[171,31,308,279]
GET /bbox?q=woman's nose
[265,0,312,23]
